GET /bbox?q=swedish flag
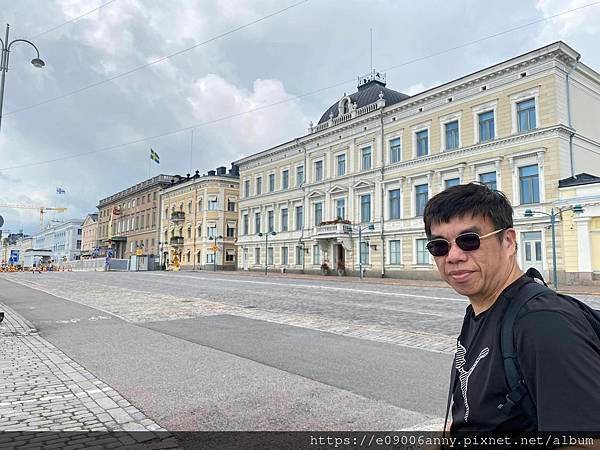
[150,148,160,164]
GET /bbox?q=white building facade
[235,42,600,282]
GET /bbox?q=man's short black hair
[423,183,514,238]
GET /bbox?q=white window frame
[471,157,503,192]
[296,164,305,188]
[439,112,462,151]
[387,184,403,221]
[335,152,347,177]
[410,173,432,217]
[414,237,431,265]
[281,168,290,190]
[358,240,370,265]
[510,88,540,134]
[387,132,403,164]
[411,121,431,158]
[472,100,498,143]
[361,146,372,171]
[312,244,321,265]
[508,150,545,207]
[268,172,276,193]
[314,159,324,182]
[389,239,402,265]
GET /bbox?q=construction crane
[0,204,68,231]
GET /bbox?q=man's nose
[446,241,468,263]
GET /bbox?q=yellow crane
[0,204,68,231]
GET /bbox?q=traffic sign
[211,245,218,252]
[136,248,143,256]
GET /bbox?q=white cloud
[535,0,600,42]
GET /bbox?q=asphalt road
[0,272,466,431]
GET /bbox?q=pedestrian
[423,183,600,439]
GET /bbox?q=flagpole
[148,150,151,179]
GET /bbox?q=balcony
[170,211,185,223]
[170,236,184,247]
[313,223,352,238]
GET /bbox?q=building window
[445,178,460,189]
[256,177,262,195]
[269,174,275,192]
[207,253,215,264]
[187,227,192,239]
[267,247,274,265]
[295,206,303,231]
[362,146,372,170]
[243,214,248,235]
[188,202,192,214]
[478,110,495,142]
[389,138,401,163]
[296,166,304,187]
[208,226,217,238]
[336,154,346,176]
[416,238,429,265]
[519,164,540,204]
[281,208,288,232]
[313,245,320,265]
[198,199,203,211]
[360,194,371,223]
[445,121,459,150]
[314,160,323,182]
[314,202,323,226]
[267,210,274,232]
[208,198,218,210]
[254,248,260,265]
[281,246,289,265]
[295,246,304,265]
[227,225,235,238]
[416,129,429,157]
[389,189,401,220]
[76,240,82,250]
[244,180,250,197]
[390,240,401,264]
[415,183,428,216]
[360,241,369,265]
[225,250,235,262]
[255,212,261,234]
[335,198,345,220]
[282,170,289,190]
[197,251,202,263]
[227,199,236,212]
[517,98,536,132]
[479,171,497,190]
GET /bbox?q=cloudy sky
[0,0,599,234]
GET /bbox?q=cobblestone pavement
[0,302,179,448]
[7,271,599,357]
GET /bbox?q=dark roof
[558,173,600,188]
[318,80,409,124]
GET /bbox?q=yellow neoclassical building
[235,42,600,283]
[159,166,240,270]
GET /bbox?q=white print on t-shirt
[455,341,490,422]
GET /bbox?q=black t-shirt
[450,275,600,434]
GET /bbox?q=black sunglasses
[426,228,507,257]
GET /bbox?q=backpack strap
[443,352,458,441]
[497,280,551,426]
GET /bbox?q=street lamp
[208,235,223,272]
[258,231,276,276]
[355,223,375,280]
[0,24,45,132]
[523,204,584,290]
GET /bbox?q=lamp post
[355,223,375,280]
[208,235,223,272]
[0,24,45,132]
[258,231,276,276]
[524,204,584,290]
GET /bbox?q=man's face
[428,214,515,300]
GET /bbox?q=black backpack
[444,269,600,432]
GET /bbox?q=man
[423,183,600,439]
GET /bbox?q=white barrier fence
[68,258,130,271]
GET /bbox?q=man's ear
[503,228,517,254]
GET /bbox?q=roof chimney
[207,170,216,176]
[216,166,226,176]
